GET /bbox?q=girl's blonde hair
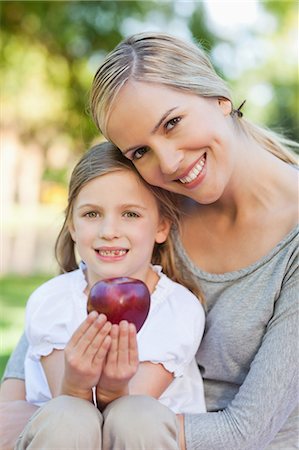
[55,141,204,303]
[90,32,297,164]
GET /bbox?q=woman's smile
[176,153,206,187]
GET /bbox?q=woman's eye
[165,117,181,131]
[85,211,98,218]
[123,211,139,218]
[132,147,148,160]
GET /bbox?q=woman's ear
[155,218,171,244]
[218,98,232,116]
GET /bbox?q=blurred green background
[1,0,298,379]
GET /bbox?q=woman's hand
[0,379,38,450]
[96,320,138,409]
[61,312,112,402]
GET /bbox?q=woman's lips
[177,154,206,185]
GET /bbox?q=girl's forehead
[76,168,150,197]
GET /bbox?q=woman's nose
[155,146,184,175]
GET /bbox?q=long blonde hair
[55,141,204,303]
[90,32,297,164]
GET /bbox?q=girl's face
[106,81,236,204]
[69,169,170,289]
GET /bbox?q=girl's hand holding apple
[60,312,112,402]
[96,320,139,410]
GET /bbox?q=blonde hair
[90,32,298,164]
[55,141,204,303]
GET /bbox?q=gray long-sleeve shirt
[177,225,299,450]
[3,226,299,449]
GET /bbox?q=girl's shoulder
[151,265,205,317]
[27,268,86,305]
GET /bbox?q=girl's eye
[123,211,140,218]
[131,147,148,161]
[85,211,98,218]
[165,116,181,131]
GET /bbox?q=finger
[118,321,129,365]
[128,323,139,367]
[106,324,119,366]
[72,314,108,355]
[67,311,99,349]
[93,334,112,365]
[86,320,112,360]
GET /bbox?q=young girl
[23,141,206,417]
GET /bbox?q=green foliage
[1,1,179,149]
[1,0,297,187]
[0,274,52,379]
[1,0,297,150]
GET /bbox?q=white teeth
[98,249,127,256]
[179,157,205,184]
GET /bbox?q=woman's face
[106,81,236,204]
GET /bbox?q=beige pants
[15,395,180,450]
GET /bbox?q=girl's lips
[95,248,128,261]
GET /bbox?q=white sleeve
[137,283,205,377]
[25,282,76,361]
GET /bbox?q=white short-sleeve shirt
[25,265,206,413]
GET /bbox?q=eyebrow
[76,203,148,211]
[123,106,178,155]
[151,107,178,134]
[121,203,148,211]
[76,203,99,210]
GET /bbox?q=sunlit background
[0,0,298,374]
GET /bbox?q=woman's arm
[0,335,38,450]
[184,260,299,449]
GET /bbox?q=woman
[1,32,298,450]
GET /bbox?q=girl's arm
[97,283,205,411]
[41,312,112,403]
[96,321,173,410]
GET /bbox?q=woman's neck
[208,138,296,224]
[180,143,298,273]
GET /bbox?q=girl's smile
[95,246,128,261]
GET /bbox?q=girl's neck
[83,264,160,297]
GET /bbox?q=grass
[0,273,52,379]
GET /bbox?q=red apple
[87,277,150,332]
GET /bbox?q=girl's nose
[99,217,120,240]
[155,146,184,175]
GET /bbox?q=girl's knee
[16,396,103,449]
[104,395,176,432]
[40,395,102,428]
